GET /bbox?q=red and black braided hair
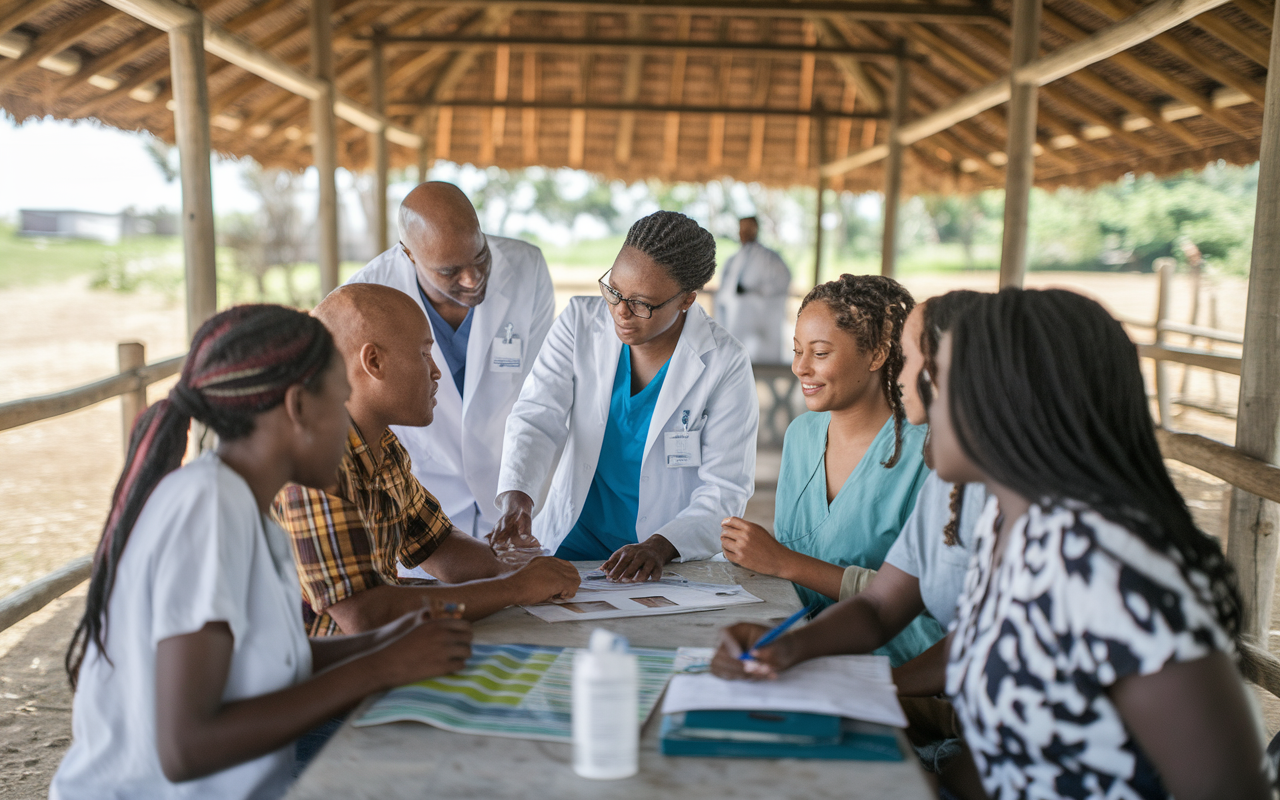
[66,304,335,687]
[916,290,983,546]
[799,274,915,468]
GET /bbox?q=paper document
[660,654,907,729]
[354,643,677,742]
[522,571,763,622]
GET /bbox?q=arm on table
[711,564,926,680]
[419,528,503,582]
[154,614,471,782]
[324,556,580,633]
[1109,651,1271,800]
[719,517,845,600]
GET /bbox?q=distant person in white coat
[344,182,555,566]
[715,216,793,363]
[490,211,760,582]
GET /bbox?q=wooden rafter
[958,24,1203,149]
[0,0,63,41]
[1086,0,1265,104]
[747,17,772,172]
[662,14,692,174]
[909,23,1142,158]
[706,17,731,168]
[521,48,537,163]
[816,17,883,110]
[568,14,591,168]
[384,0,1002,24]
[614,12,645,164]
[0,5,118,87]
[1041,7,1253,137]
[1191,7,1270,65]
[794,20,816,169]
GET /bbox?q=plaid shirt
[274,425,453,636]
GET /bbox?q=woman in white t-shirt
[52,304,473,800]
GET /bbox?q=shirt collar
[346,424,400,483]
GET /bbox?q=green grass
[0,222,184,289]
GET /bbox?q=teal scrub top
[556,346,671,560]
[775,411,940,666]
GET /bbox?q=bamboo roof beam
[614,12,644,164]
[386,99,884,118]
[822,0,1236,177]
[569,14,593,168]
[747,36,772,172]
[384,1,1002,25]
[351,33,906,62]
[1040,8,1253,137]
[705,18,732,169]
[1191,8,1270,65]
[0,0,63,41]
[794,21,817,169]
[816,16,883,110]
[909,23,1151,156]
[1085,0,1265,104]
[661,14,692,174]
[1229,0,1275,29]
[0,5,118,87]
[521,49,536,163]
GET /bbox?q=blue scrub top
[775,411,941,666]
[419,283,473,395]
[556,346,671,561]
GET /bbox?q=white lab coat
[496,297,759,561]
[345,236,555,536]
[714,242,793,364]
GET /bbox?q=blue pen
[739,604,821,661]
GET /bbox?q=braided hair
[948,288,1242,639]
[623,211,717,292]
[66,304,335,688]
[799,274,915,468]
[917,290,983,546]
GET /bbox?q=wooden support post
[999,0,1041,289]
[880,52,907,278]
[813,113,827,287]
[1227,0,1280,643]
[1153,257,1175,428]
[118,341,146,452]
[370,33,389,254]
[168,14,216,339]
[310,0,339,296]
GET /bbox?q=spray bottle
[572,628,639,779]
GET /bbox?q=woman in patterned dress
[932,288,1269,800]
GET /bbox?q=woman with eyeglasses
[489,211,759,581]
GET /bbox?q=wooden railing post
[1227,0,1280,643]
[118,341,147,453]
[1153,257,1175,428]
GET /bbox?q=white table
[286,562,934,799]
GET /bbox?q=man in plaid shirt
[274,284,579,636]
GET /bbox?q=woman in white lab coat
[491,211,759,581]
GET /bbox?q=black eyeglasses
[598,271,685,319]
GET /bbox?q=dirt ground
[0,269,1265,798]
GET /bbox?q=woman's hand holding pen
[710,622,804,681]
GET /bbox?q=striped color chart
[353,643,679,742]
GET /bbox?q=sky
[0,115,260,219]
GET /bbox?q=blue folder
[660,712,905,761]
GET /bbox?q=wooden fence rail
[0,343,185,633]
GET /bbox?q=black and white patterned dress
[946,497,1233,800]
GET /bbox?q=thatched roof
[0,0,1269,193]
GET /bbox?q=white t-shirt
[52,452,313,800]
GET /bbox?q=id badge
[490,335,522,372]
[664,430,702,468]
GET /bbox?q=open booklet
[520,568,764,622]
[661,650,908,729]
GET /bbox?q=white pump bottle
[572,628,639,779]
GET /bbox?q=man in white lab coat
[345,182,555,556]
[714,216,793,363]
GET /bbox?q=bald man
[274,284,578,636]
[345,182,556,567]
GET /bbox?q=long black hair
[947,287,1241,637]
[800,274,915,468]
[918,290,983,546]
[66,304,335,687]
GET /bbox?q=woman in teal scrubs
[720,274,939,665]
